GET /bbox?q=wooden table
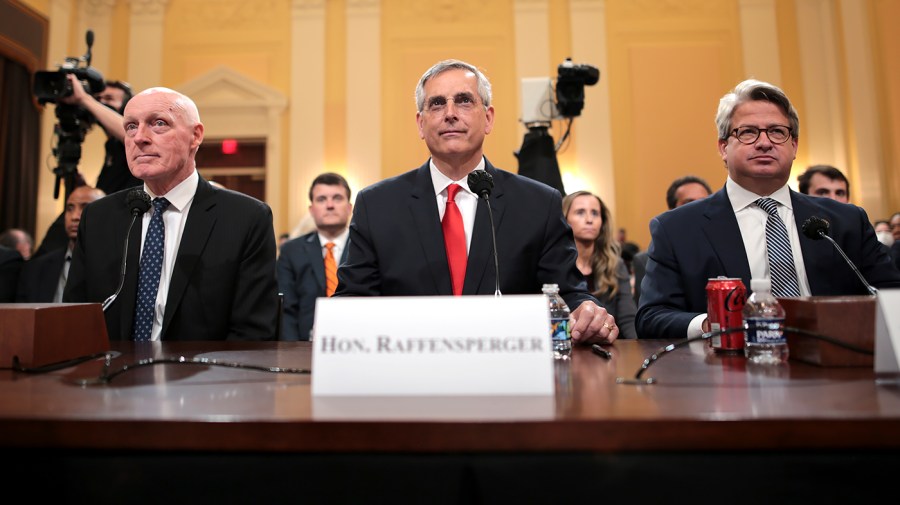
[2,339,898,503]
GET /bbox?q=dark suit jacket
[636,188,900,339]
[64,176,279,341]
[16,247,67,302]
[0,245,23,303]
[335,159,598,311]
[631,250,648,306]
[276,231,349,341]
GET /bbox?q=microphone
[102,189,151,311]
[467,170,501,296]
[801,216,877,296]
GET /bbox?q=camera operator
[33,75,141,258]
[60,73,141,194]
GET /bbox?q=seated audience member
[563,191,637,339]
[16,186,105,302]
[891,212,900,270]
[0,228,34,261]
[335,58,618,344]
[277,173,352,341]
[797,164,849,203]
[636,78,900,339]
[65,86,278,341]
[633,175,713,305]
[0,245,23,302]
[32,173,89,259]
[874,219,893,247]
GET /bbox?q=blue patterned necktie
[756,198,801,297]
[133,197,170,341]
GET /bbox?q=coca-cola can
[706,277,746,353]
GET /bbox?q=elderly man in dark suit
[65,87,278,341]
[335,59,617,345]
[636,78,900,340]
[277,173,352,341]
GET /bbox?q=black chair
[275,292,284,340]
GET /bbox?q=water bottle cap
[542,283,559,294]
[751,278,771,292]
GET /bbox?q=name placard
[311,295,553,396]
[875,289,900,377]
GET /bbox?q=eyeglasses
[730,125,793,145]
[423,93,480,114]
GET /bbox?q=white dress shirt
[318,228,350,261]
[138,170,198,341]
[429,157,484,254]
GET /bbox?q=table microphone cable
[616,325,874,385]
[6,351,311,385]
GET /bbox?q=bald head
[123,87,205,195]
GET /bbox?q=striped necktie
[324,241,337,297]
[756,197,801,297]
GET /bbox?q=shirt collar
[429,157,485,197]
[145,170,199,212]
[726,177,792,212]
[318,228,350,250]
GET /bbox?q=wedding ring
[604,322,615,330]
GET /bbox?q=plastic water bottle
[743,278,789,364]
[543,283,572,360]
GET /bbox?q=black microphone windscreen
[86,29,94,46]
[467,170,494,198]
[801,216,830,240]
[126,189,151,215]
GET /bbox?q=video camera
[32,30,105,200]
[519,57,600,125]
[554,58,600,118]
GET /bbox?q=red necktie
[324,242,337,297]
[442,184,467,296]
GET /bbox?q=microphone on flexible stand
[467,170,501,297]
[801,216,877,296]
[102,189,151,311]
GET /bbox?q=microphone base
[780,296,875,367]
[0,303,109,368]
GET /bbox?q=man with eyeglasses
[334,59,620,345]
[636,78,900,340]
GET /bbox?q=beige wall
[23,0,900,250]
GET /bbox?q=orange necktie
[442,184,467,296]
[324,241,338,297]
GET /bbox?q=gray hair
[414,59,492,113]
[715,79,799,141]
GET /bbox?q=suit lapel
[112,193,144,340]
[410,162,452,295]
[465,161,505,294]
[162,178,215,335]
[791,191,828,294]
[702,190,752,285]
[305,233,326,293]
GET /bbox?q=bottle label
[550,317,571,342]
[745,317,786,345]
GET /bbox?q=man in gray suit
[277,173,352,341]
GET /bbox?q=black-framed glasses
[730,125,793,145]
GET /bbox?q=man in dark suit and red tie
[636,78,900,340]
[65,87,278,341]
[334,59,618,345]
[277,173,352,341]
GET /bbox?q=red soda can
[705,277,746,353]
